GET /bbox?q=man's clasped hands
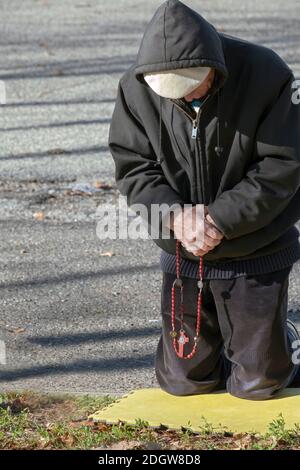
[166,204,224,257]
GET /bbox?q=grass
[0,391,300,450]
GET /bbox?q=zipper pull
[191,119,198,139]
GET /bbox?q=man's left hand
[188,206,224,256]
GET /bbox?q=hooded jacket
[108,0,300,263]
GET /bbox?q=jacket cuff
[206,203,235,240]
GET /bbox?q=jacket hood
[133,0,229,159]
[134,0,228,90]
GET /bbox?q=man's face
[183,68,215,102]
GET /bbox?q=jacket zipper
[170,90,218,203]
[170,91,214,137]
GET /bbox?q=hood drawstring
[158,96,162,164]
[214,89,224,157]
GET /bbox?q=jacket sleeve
[206,71,300,240]
[203,188,300,260]
[108,79,184,236]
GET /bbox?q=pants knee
[227,388,277,401]
[155,363,222,397]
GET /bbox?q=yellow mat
[91,387,300,434]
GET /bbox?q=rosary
[170,239,204,359]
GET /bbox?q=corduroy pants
[154,266,298,400]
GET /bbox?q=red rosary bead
[170,240,204,359]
